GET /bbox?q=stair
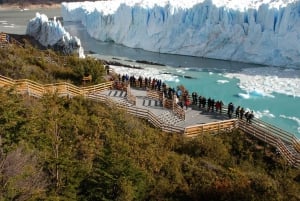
[142,98,162,107]
[285,144,299,155]
[157,111,183,125]
[107,90,127,98]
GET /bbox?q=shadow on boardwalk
[104,88,230,128]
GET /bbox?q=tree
[0,88,28,154]
[0,145,48,201]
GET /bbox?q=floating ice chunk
[109,64,176,82]
[254,110,275,119]
[217,80,229,84]
[238,93,250,99]
[249,89,264,97]
[225,67,300,98]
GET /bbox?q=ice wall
[61,0,300,67]
[26,13,85,58]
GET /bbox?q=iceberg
[26,13,85,58]
[62,0,300,67]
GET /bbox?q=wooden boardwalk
[1,32,299,167]
[102,88,230,128]
[0,75,299,168]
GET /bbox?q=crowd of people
[116,74,255,123]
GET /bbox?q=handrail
[0,75,16,86]
[173,100,185,120]
[126,83,136,105]
[0,75,112,97]
[292,136,300,153]
[238,119,300,168]
[184,119,237,137]
[146,89,185,120]
[146,89,163,101]
[0,74,299,168]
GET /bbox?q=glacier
[26,13,85,58]
[61,0,300,68]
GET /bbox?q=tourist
[227,102,234,118]
[246,111,254,123]
[240,107,245,119]
[235,106,240,118]
[211,99,215,112]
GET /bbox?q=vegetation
[0,40,105,85]
[0,39,299,200]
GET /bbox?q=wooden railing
[163,98,173,109]
[0,75,113,97]
[172,100,185,120]
[146,89,185,120]
[293,137,300,153]
[126,83,136,105]
[237,118,300,168]
[146,89,163,101]
[0,32,9,48]
[184,119,238,137]
[0,74,299,168]
[0,75,15,87]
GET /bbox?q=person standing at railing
[235,106,240,118]
[240,107,245,119]
[211,99,215,112]
[105,65,110,75]
[219,100,224,114]
[202,96,206,109]
[246,111,254,123]
[227,102,234,118]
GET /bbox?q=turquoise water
[0,9,299,138]
[63,21,300,138]
[163,68,300,137]
[94,53,300,138]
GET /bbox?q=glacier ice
[26,13,85,58]
[61,0,300,67]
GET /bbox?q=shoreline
[0,3,61,11]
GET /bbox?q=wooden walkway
[0,74,299,168]
[1,32,298,168]
[101,88,231,128]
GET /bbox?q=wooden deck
[0,75,299,168]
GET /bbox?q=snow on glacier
[26,13,85,58]
[61,0,300,67]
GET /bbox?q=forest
[0,37,299,201]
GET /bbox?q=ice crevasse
[62,0,300,68]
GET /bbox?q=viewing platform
[0,75,299,168]
[102,88,230,128]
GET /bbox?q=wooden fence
[146,89,163,101]
[0,75,299,168]
[0,75,113,97]
[184,119,238,137]
[0,32,9,48]
[126,83,136,105]
[237,118,300,167]
[146,89,185,120]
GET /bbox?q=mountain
[61,0,300,68]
